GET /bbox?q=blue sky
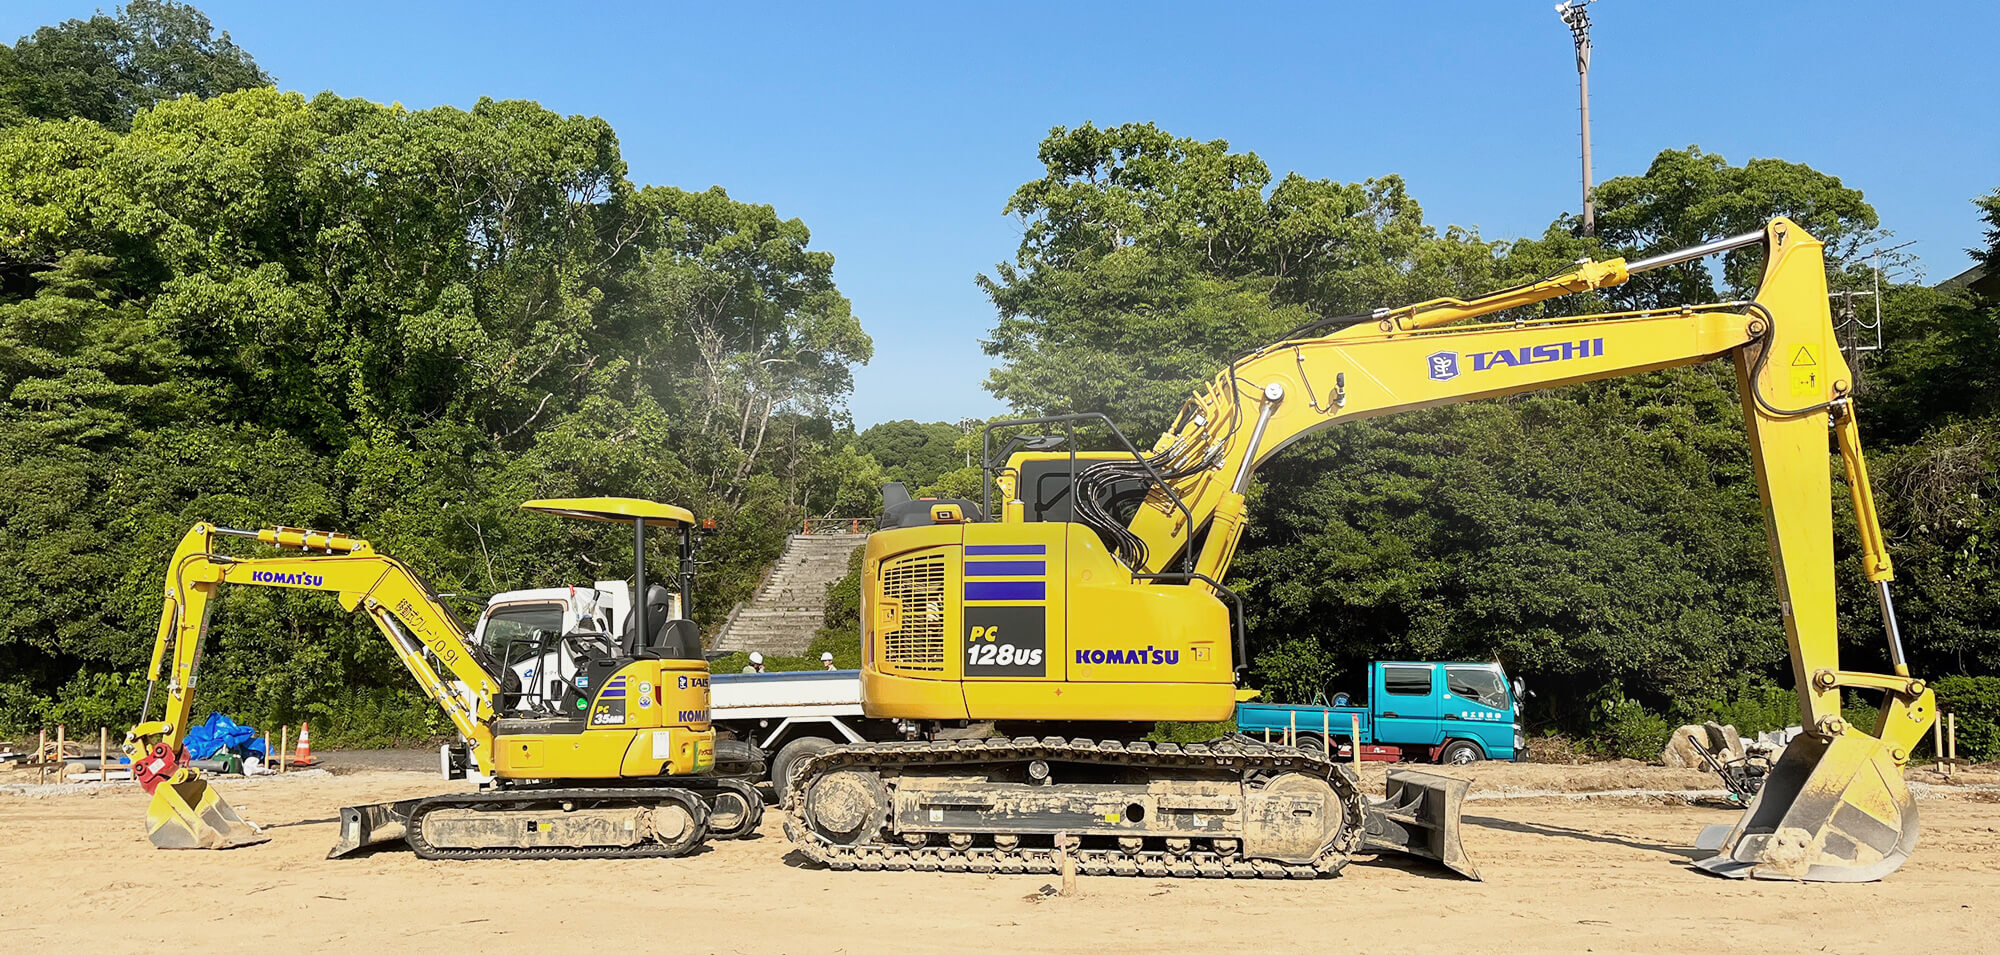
[7,1,1996,426]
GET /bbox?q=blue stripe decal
[964,560,1045,577]
[965,580,1046,601]
[965,544,1047,556]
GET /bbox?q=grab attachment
[1362,769,1480,880]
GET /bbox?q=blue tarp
[182,712,269,761]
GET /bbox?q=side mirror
[1512,677,1525,699]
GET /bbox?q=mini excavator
[787,219,1934,882]
[126,497,762,859]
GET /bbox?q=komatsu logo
[1076,646,1180,666]
[1430,338,1605,381]
[250,570,323,586]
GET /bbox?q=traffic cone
[293,721,313,765]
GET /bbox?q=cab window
[1382,666,1434,696]
[482,602,564,657]
[1446,667,1508,709]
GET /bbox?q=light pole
[1556,0,1596,237]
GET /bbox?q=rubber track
[406,787,710,860]
[783,736,1365,879]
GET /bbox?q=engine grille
[880,552,947,672]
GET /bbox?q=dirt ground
[1,758,1995,954]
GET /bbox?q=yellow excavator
[126,497,763,859]
[787,218,1934,882]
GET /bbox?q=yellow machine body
[492,657,715,778]
[855,219,1934,881]
[128,498,727,854]
[861,519,1234,722]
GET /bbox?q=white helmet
[748,651,764,664]
[821,652,834,662]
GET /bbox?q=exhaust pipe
[1362,770,1480,880]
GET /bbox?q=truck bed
[1235,702,1372,741]
[711,670,864,720]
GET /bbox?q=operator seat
[623,583,702,660]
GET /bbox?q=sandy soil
[1,760,1995,954]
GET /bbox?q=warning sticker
[1788,345,1820,398]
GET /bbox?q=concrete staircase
[711,533,867,656]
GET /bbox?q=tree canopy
[0,85,870,738]
[0,1,269,130]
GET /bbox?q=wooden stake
[1351,714,1363,771]
[280,725,290,773]
[1935,714,1945,769]
[1288,711,1297,749]
[55,725,64,783]
[263,732,271,772]
[1948,713,1958,762]
[1322,710,1331,757]
[37,728,46,785]
[99,727,108,783]
[1262,728,1270,744]
[1057,831,1077,896]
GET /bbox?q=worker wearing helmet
[745,651,764,673]
[821,651,836,670]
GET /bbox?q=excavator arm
[1031,218,1932,880]
[130,523,501,775]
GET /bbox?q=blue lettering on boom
[1469,337,1604,371]
[249,570,325,586]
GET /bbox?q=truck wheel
[771,737,836,807]
[1440,740,1484,765]
[1292,734,1328,759]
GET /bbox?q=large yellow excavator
[787,219,1935,882]
[126,497,762,858]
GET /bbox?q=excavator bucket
[1362,769,1480,880]
[146,770,268,849]
[1693,731,1917,882]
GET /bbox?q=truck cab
[1236,660,1524,763]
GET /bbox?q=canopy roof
[519,497,694,526]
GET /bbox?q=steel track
[784,736,1365,878]
[405,787,711,860]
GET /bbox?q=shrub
[1933,676,2000,762]
[1589,688,1673,760]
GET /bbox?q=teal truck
[1236,661,1525,764]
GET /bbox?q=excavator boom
[800,218,1933,883]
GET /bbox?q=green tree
[853,419,964,491]
[0,85,871,741]
[0,1,269,130]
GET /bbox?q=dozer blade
[1693,731,1917,882]
[327,798,421,859]
[1362,769,1480,880]
[146,770,268,850]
